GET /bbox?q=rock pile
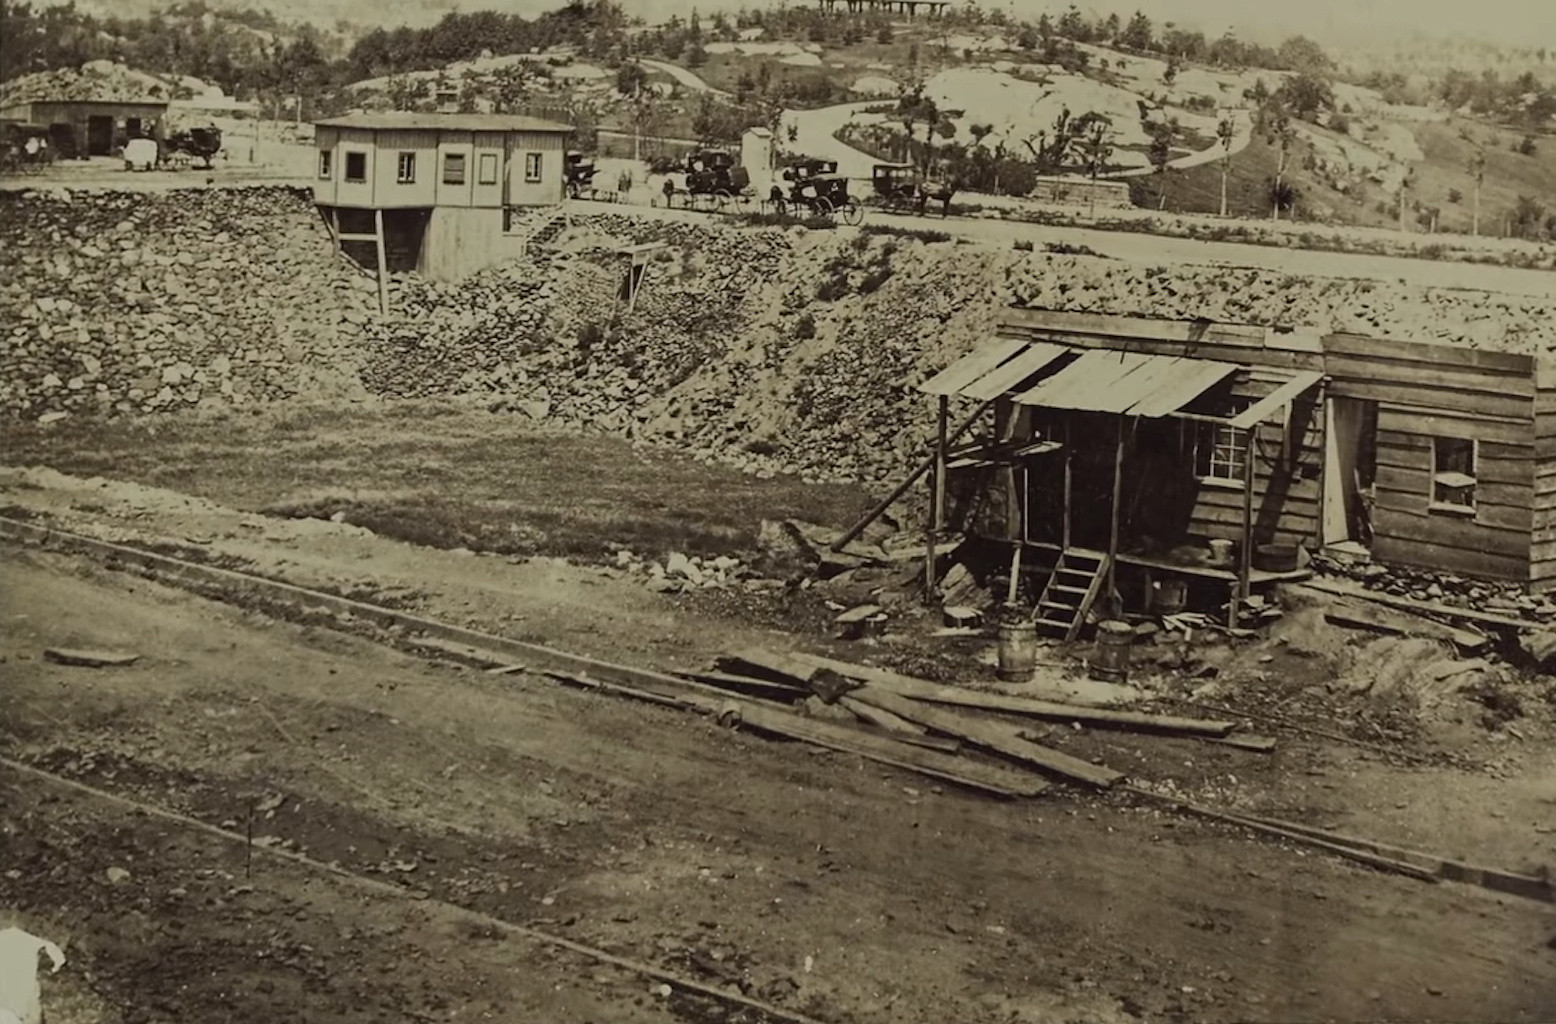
[1007,255,1556,353]
[0,186,376,418]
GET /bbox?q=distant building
[312,111,573,293]
[0,61,171,159]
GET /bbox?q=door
[1322,397,1377,546]
[87,115,114,155]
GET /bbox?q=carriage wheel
[839,202,864,227]
[813,197,833,219]
[714,188,732,212]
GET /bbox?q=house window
[478,152,499,185]
[443,153,466,185]
[318,150,332,178]
[396,152,416,183]
[524,152,543,183]
[1196,422,1249,484]
[1431,436,1477,512]
[344,151,366,183]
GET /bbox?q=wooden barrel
[1088,620,1134,683]
[995,621,1038,682]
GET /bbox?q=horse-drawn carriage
[565,151,597,198]
[869,161,954,218]
[770,158,863,225]
[0,123,55,175]
[159,126,223,170]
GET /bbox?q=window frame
[396,151,416,184]
[343,150,367,183]
[1196,422,1249,487]
[524,151,543,183]
[1429,435,1478,515]
[318,149,332,179]
[442,152,467,185]
[477,152,499,186]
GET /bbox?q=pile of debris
[1310,552,1556,623]
[1007,255,1556,354]
[610,546,751,594]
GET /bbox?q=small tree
[1120,10,1153,52]
[1073,112,1114,179]
[1147,117,1176,208]
[1215,114,1236,216]
[1517,134,1538,156]
[1465,134,1486,236]
[1263,108,1296,221]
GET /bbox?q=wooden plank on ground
[732,703,1047,798]
[681,671,809,703]
[1298,580,1531,631]
[1322,607,1488,653]
[718,648,820,687]
[42,647,140,668]
[839,695,928,736]
[791,653,1235,737]
[846,687,1125,788]
[1213,734,1278,753]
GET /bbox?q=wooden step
[1052,584,1088,596]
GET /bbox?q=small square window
[318,150,332,179]
[524,152,543,183]
[442,153,466,185]
[478,152,499,185]
[1431,436,1477,512]
[1196,422,1248,484]
[344,151,366,183]
[396,151,416,184]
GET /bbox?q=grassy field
[0,403,877,562]
[1411,117,1556,236]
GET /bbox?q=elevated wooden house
[913,309,1556,634]
[312,112,572,303]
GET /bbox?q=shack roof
[0,62,172,107]
[314,112,572,133]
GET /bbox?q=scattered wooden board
[681,671,808,703]
[790,653,1234,737]
[1299,580,1529,632]
[1213,733,1278,753]
[838,695,928,736]
[717,649,819,687]
[848,687,1125,788]
[1322,606,1488,653]
[43,648,140,668]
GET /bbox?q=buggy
[870,161,954,217]
[772,158,863,225]
[0,122,55,174]
[683,149,750,199]
[162,126,222,169]
[564,151,597,198]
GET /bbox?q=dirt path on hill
[4,548,1554,1024]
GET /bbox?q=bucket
[1207,538,1234,567]
[1152,579,1188,616]
[996,621,1038,682]
[1089,620,1134,683]
[1254,543,1299,573]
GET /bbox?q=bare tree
[1464,132,1486,236]
[1264,108,1295,221]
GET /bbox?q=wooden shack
[913,309,1556,634]
[312,112,572,300]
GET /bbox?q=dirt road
[4,534,1553,1022]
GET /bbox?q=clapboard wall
[999,309,1543,586]
[1533,360,1556,593]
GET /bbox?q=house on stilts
[906,308,1556,636]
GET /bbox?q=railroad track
[2,514,1550,906]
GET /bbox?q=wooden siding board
[1325,332,1534,374]
[1376,407,1534,446]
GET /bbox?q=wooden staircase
[1035,547,1111,642]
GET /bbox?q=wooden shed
[912,309,1556,634]
[312,112,572,297]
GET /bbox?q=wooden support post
[833,400,992,552]
[925,395,949,603]
[1106,416,1125,600]
[1061,417,1073,551]
[372,207,389,317]
[1236,428,1256,628]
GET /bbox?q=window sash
[318,150,331,178]
[442,153,466,185]
[1197,422,1248,482]
[524,152,542,182]
[396,152,416,183]
[478,152,499,185]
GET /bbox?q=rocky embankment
[0,187,376,418]
[6,186,1556,486]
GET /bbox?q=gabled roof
[315,112,572,133]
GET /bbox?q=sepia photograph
[1,0,1554,1020]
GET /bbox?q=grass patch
[860,223,952,244]
[0,404,876,563]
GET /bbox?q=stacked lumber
[679,647,1272,795]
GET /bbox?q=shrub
[815,275,850,301]
[858,266,893,293]
[1012,239,1034,251]
[1447,187,1462,204]
[793,313,817,339]
[576,322,604,348]
[1517,135,1538,156]
[860,224,951,244]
